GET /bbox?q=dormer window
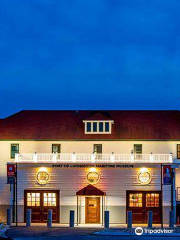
[83,121,114,134]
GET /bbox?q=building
[0,110,180,225]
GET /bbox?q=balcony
[15,153,173,164]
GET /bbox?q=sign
[163,165,171,185]
[87,171,100,185]
[7,164,16,184]
[138,171,151,185]
[37,171,49,185]
[52,164,134,168]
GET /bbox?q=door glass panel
[27,193,40,206]
[43,193,56,206]
[129,193,142,207]
[146,193,159,207]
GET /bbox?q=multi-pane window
[134,144,142,154]
[52,144,61,153]
[43,193,56,206]
[84,121,112,134]
[94,144,102,154]
[146,193,159,207]
[11,144,19,158]
[129,193,142,207]
[177,144,180,159]
[27,193,40,207]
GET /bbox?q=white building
[0,110,180,224]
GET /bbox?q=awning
[76,184,106,196]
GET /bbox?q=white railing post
[110,152,115,163]
[150,152,154,162]
[72,152,76,162]
[52,153,57,162]
[91,153,95,163]
[131,150,134,162]
[15,153,18,162]
[169,152,173,162]
[33,152,38,162]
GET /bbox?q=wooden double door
[85,197,100,223]
[126,191,162,223]
[24,190,59,223]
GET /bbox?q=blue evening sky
[0,0,180,118]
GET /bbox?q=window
[43,193,56,206]
[87,122,91,132]
[134,144,142,154]
[11,144,19,158]
[94,144,102,154]
[27,193,40,207]
[146,193,159,207]
[93,122,97,132]
[105,122,109,132]
[177,144,180,159]
[52,144,61,153]
[129,193,142,207]
[84,121,113,134]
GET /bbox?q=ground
[5,227,180,240]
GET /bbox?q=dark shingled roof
[0,110,180,140]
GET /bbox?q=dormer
[83,112,114,134]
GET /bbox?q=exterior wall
[0,140,179,222]
[16,163,170,223]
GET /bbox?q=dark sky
[0,0,180,118]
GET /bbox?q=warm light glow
[39,167,48,172]
[89,167,97,172]
[140,167,148,173]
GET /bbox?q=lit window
[44,193,56,206]
[177,144,180,159]
[146,193,159,207]
[129,193,142,207]
[27,193,40,207]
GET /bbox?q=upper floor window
[134,144,142,154]
[84,121,113,134]
[52,144,61,153]
[177,144,180,159]
[11,144,19,158]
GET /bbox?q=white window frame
[83,120,114,134]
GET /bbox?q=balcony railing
[15,153,173,164]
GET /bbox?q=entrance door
[85,197,100,223]
[126,191,162,223]
[24,190,59,223]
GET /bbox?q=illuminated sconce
[150,152,154,162]
[52,153,57,163]
[72,152,76,162]
[91,153,96,163]
[131,150,134,162]
[169,152,173,162]
[33,153,38,162]
[110,152,115,162]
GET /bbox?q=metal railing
[15,153,173,164]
